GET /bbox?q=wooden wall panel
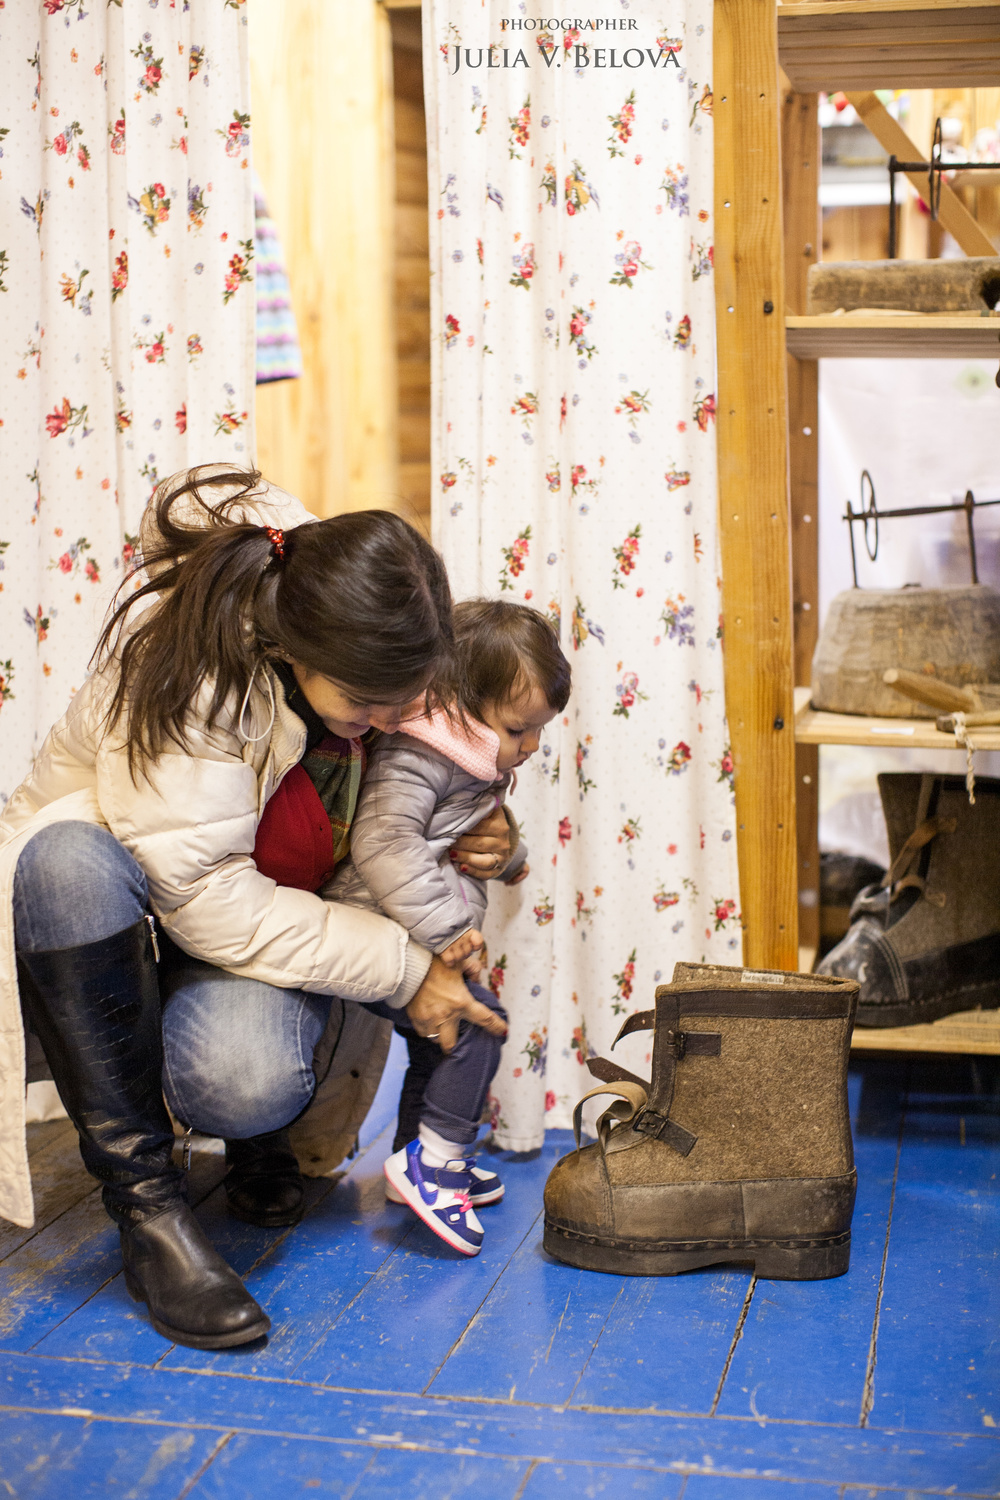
[715,0,798,971]
[391,10,432,533]
[249,0,398,518]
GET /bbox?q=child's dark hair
[453,599,571,720]
[96,466,454,772]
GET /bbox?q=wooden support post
[715,0,798,971]
[781,75,821,965]
[846,91,997,258]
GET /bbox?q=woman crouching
[0,465,509,1350]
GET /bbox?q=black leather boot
[17,917,269,1350]
[224,1129,305,1227]
[818,773,1000,1026]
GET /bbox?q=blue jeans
[14,822,506,1147]
[14,823,329,1140]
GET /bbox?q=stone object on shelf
[806,258,1000,315]
[811,585,1000,718]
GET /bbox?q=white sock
[418,1123,469,1169]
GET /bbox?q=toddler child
[330,600,571,1255]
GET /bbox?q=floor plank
[184,1432,376,1497]
[519,1462,685,1497]
[568,1264,753,1415]
[0,1124,96,1266]
[162,1128,415,1379]
[866,1094,1000,1434]
[0,1147,227,1354]
[3,1353,1000,1492]
[427,1210,626,1406]
[25,1119,77,1162]
[350,1449,531,1499]
[0,1409,226,1498]
[714,1065,907,1425]
[291,1142,555,1393]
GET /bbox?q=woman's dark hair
[453,599,571,720]
[96,465,454,771]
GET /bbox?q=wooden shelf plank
[851,1009,1000,1053]
[786,313,1000,359]
[778,2,1000,89]
[793,685,1000,749]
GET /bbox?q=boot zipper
[181,1126,194,1173]
[145,913,160,963]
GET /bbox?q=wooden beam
[779,3,1000,91]
[786,313,1000,358]
[715,0,798,971]
[845,92,998,257]
[781,75,821,961]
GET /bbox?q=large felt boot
[17,918,270,1349]
[817,773,1000,1027]
[543,963,858,1279]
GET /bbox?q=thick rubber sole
[543,1221,851,1280]
[124,1271,271,1349]
[385,1178,504,1207]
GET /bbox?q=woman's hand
[406,956,507,1054]
[448,805,513,881]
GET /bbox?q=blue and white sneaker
[385,1159,504,1208]
[384,1140,485,1256]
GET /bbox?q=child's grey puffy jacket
[328,729,527,954]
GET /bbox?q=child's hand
[439,928,485,969]
[506,861,530,886]
[462,951,484,982]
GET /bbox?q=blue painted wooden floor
[1,1040,998,1499]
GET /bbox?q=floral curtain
[425,0,741,1149]
[0,0,256,805]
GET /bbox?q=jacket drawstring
[238,663,276,745]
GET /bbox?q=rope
[951,711,977,805]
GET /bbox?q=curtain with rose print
[425,1,741,1149]
[0,0,255,803]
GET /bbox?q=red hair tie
[265,526,286,561]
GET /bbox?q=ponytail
[96,465,454,773]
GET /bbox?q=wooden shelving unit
[777,0,1000,91]
[794,687,1000,750]
[786,313,1000,359]
[851,1009,1000,1053]
[756,3,1000,1052]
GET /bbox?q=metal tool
[845,470,1000,588]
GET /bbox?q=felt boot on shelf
[817,773,1000,1027]
[224,1128,305,1227]
[17,918,269,1350]
[543,962,858,1280]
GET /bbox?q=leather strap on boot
[573,1080,649,1151]
[609,991,721,1157]
[17,916,183,1227]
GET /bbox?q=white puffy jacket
[0,470,431,1228]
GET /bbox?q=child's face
[480,679,557,774]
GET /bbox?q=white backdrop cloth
[425,0,740,1148]
[0,0,256,803]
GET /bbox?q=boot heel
[123,1270,144,1304]
[752,1236,851,1280]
